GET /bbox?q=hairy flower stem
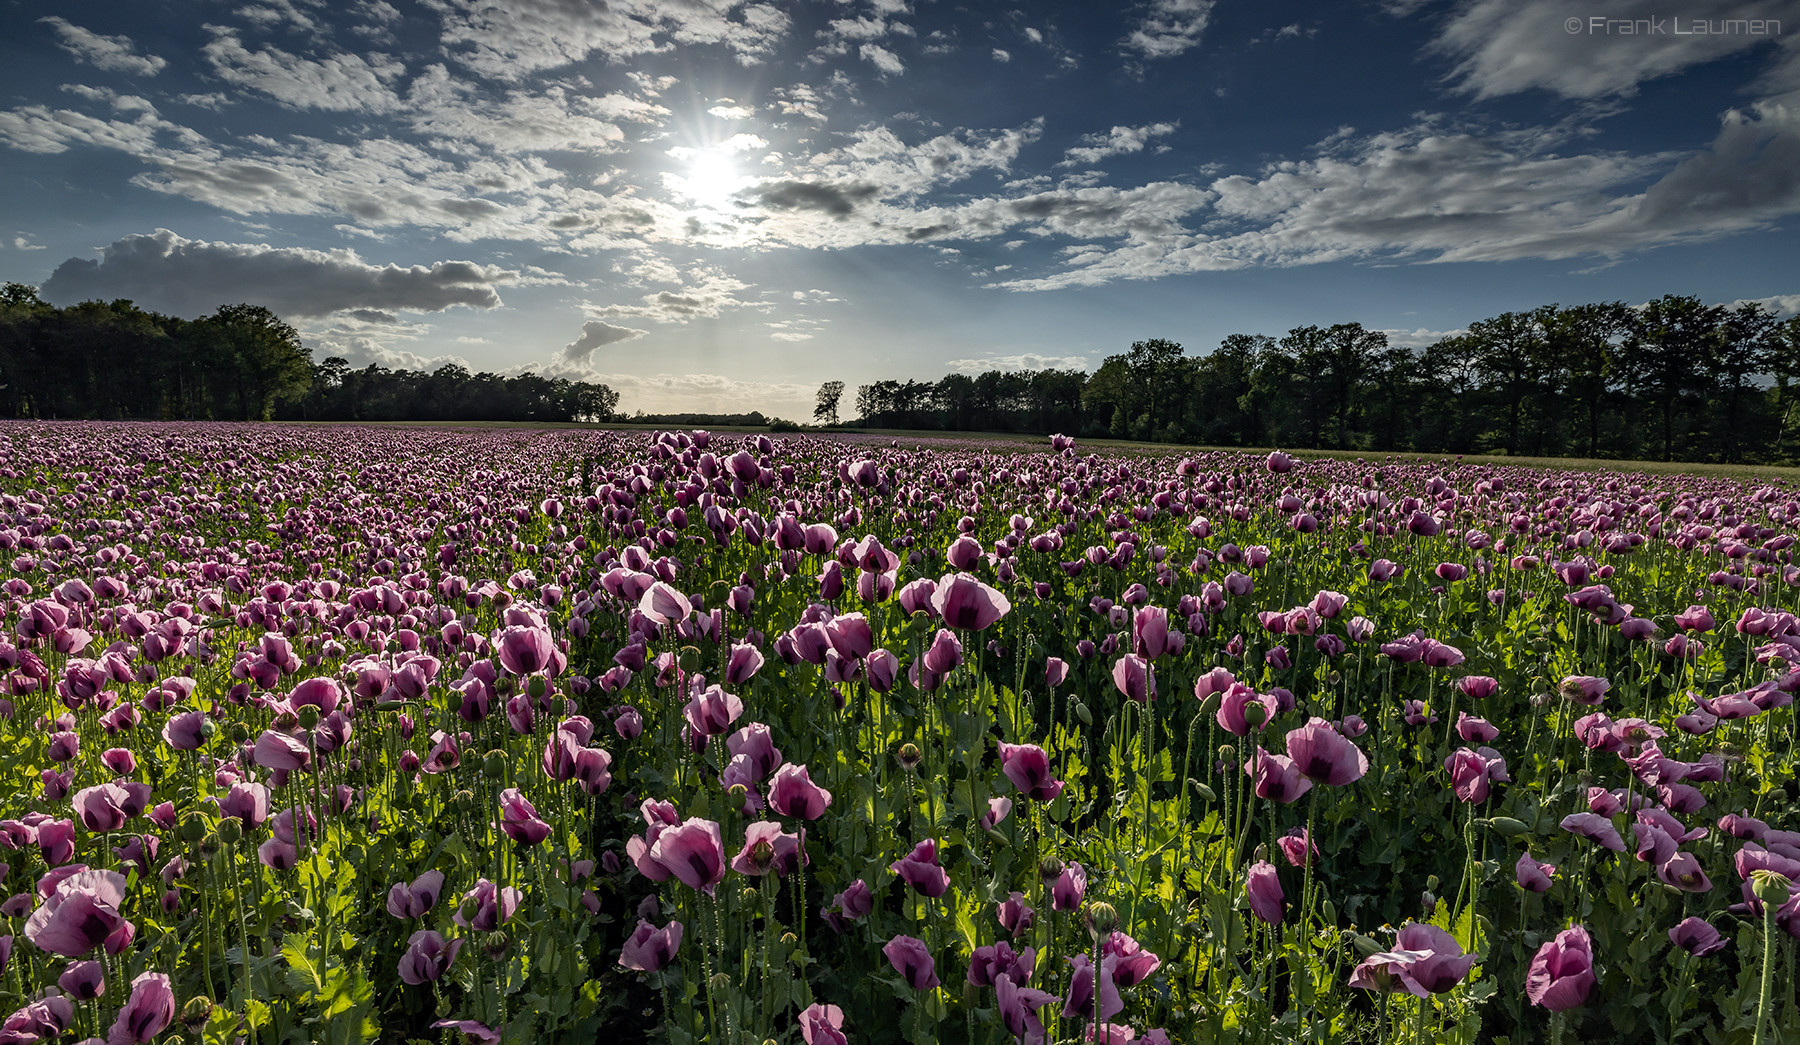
[1754,899,1777,1045]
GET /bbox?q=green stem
[1754,899,1777,1045]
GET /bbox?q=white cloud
[1732,293,1800,316]
[708,102,755,119]
[0,104,180,156]
[1379,327,1467,349]
[39,18,167,77]
[432,0,791,80]
[1059,122,1178,166]
[946,353,1091,372]
[992,48,1011,62]
[201,27,406,113]
[588,370,820,418]
[11,237,46,251]
[591,268,766,322]
[1122,0,1215,59]
[404,65,626,154]
[993,104,1800,290]
[563,319,648,362]
[41,228,519,318]
[1431,0,1798,101]
[860,44,905,75]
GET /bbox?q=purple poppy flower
[998,742,1065,802]
[648,819,726,896]
[884,934,939,990]
[1516,851,1555,892]
[1668,917,1726,956]
[1051,862,1087,911]
[386,869,445,919]
[890,839,950,898]
[1526,926,1596,1011]
[769,763,832,820]
[107,971,175,1044]
[399,930,464,985]
[1285,718,1368,786]
[930,572,1011,631]
[1245,859,1284,924]
[618,918,683,972]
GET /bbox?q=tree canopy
[0,284,621,423]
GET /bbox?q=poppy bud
[180,813,209,842]
[447,688,466,712]
[1039,857,1064,882]
[1242,702,1267,728]
[1485,816,1530,837]
[680,646,703,672]
[1191,781,1216,803]
[198,719,216,739]
[896,743,922,771]
[711,972,732,992]
[228,722,251,744]
[216,818,242,844]
[1421,891,1437,914]
[1085,900,1119,937]
[528,676,547,699]
[483,750,507,778]
[1074,702,1093,726]
[182,995,214,1034]
[727,784,748,811]
[483,931,510,959]
[1351,933,1384,956]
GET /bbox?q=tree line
[844,295,1800,464]
[0,283,620,423]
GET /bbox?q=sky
[2,0,1799,420]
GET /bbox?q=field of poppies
[0,420,1796,1045]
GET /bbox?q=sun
[675,149,744,210]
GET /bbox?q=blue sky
[2,0,1798,419]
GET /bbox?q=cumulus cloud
[1380,327,1467,349]
[1431,0,1798,100]
[405,65,626,153]
[1733,293,1800,316]
[563,319,647,363]
[1059,122,1178,166]
[861,44,905,75]
[1122,0,1215,59]
[433,0,791,80]
[201,28,406,113]
[946,353,1092,372]
[591,268,764,323]
[586,370,819,417]
[39,18,167,77]
[41,228,518,318]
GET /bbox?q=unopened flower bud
[1085,901,1119,938]
[181,996,214,1034]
